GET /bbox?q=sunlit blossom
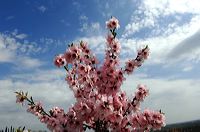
[16,17,165,132]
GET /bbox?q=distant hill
[154,120,200,132]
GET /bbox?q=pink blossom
[106,34,114,45]
[121,116,129,128]
[113,95,123,110]
[15,16,165,132]
[125,60,136,74]
[106,17,120,29]
[135,84,149,101]
[64,52,73,63]
[54,54,66,67]
[137,113,148,129]
[40,115,49,123]
[151,111,166,130]
[138,45,150,60]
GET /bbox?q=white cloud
[38,6,47,13]
[0,37,15,62]
[11,69,65,82]
[167,30,200,62]
[80,22,100,34]
[95,0,132,18]
[0,69,74,130]
[0,34,19,62]
[15,33,27,39]
[79,15,88,21]
[10,29,28,39]
[122,9,156,38]
[39,37,64,52]
[91,22,100,30]
[122,74,200,124]
[80,23,88,32]
[80,21,102,36]
[122,1,159,38]
[121,6,200,65]
[123,0,200,38]
[0,32,43,68]
[143,0,200,15]
[16,56,43,68]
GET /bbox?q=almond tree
[15,17,165,132]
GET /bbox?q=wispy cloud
[11,29,28,40]
[79,14,102,36]
[0,32,43,69]
[5,16,15,21]
[143,0,200,15]
[79,15,88,21]
[60,19,70,27]
[72,1,81,10]
[95,0,131,18]
[38,5,47,13]
[121,1,200,66]
[80,22,101,33]
[123,0,200,38]
[15,34,27,39]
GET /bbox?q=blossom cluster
[16,17,165,132]
[106,16,120,30]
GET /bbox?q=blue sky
[0,0,200,131]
